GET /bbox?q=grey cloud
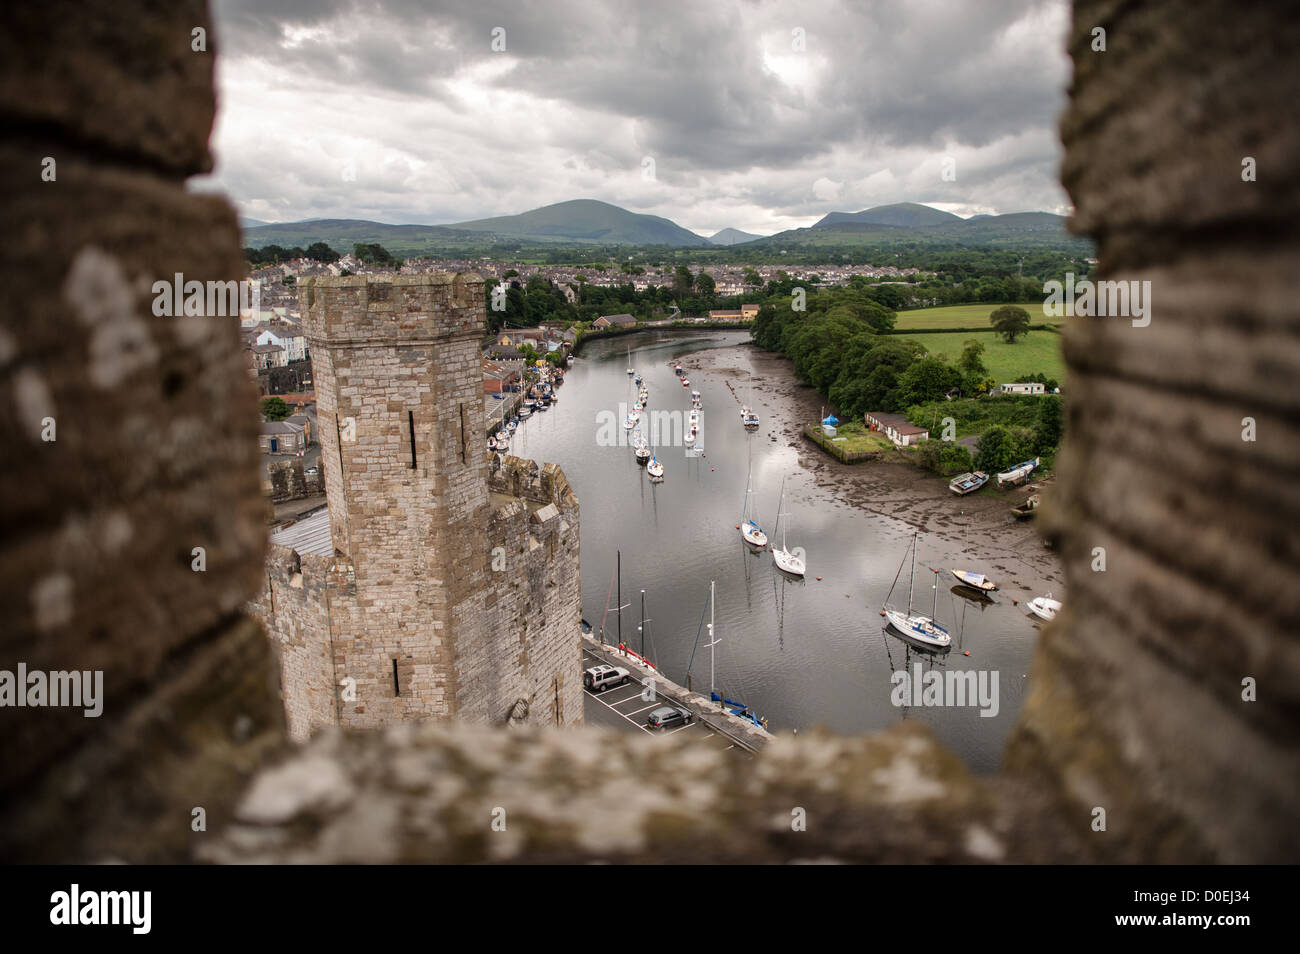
[205,0,1072,227]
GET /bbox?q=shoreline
[677,340,1064,595]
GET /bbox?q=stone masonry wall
[470,456,584,727]
[0,0,286,863]
[249,276,584,736]
[249,546,337,741]
[300,275,492,725]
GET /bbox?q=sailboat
[739,449,768,546]
[694,582,766,729]
[771,475,805,576]
[646,420,664,482]
[632,425,650,465]
[626,344,634,376]
[881,531,951,650]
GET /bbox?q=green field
[904,329,1066,383]
[892,302,1069,330]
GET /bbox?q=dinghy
[1011,494,1040,519]
[949,471,989,495]
[951,569,997,592]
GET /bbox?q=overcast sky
[197,0,1074,236]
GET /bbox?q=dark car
[646,705,691,729]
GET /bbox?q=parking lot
[581,648,753,760]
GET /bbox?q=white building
[255,322,308,362]
[1001,382,1047,395]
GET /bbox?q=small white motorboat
[1028,595,1062,621]
[646,456,664,482]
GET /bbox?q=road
[581,648,752,759]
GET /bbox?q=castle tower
[278,273,582,733]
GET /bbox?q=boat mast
[776,475,787,551]
[617,550,622,646]
[931,567,938,621]
[706,580,718,695]
[640,589,646,657]
[907,531,917,615]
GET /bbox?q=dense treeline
[480,267,769,332]
[244,242,341,266]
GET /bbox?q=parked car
[305,466,319,476]
[583,664,630,693]
[646,704,692,729]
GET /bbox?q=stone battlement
[300,273,485,344]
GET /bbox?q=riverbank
[676,341,1064,592]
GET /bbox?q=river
[507,328,1051,773]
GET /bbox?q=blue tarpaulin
[822,415,839,426]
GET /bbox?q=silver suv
[583,664,630,692]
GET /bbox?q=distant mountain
[240,201,1084,259]
[752,203,1083,251]
[814,202,964,229]
[448,199,708,247]
[709,227,765,246]
[240,217,270,229]
[242,218,484,254]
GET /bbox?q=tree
[1032,394,1064,454]
[260,396,291,422]
[353,243,397,266]
[897,357,962,407]
[989,305,1031,343]
[673,265,694,299]
[695,272,716,304]
[960,339,987,374]
[975,425,1020,472]
[305,242,339,263]
[743,267,762,287]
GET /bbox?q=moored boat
[740,449,767,546]
[771,475,805,577]
[949,471,989,495]
[951,569,997,592]
[881,531,951,650]
[1027,594,1062,621]
[1011,494,1040,519]
[996,457,1040,486]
